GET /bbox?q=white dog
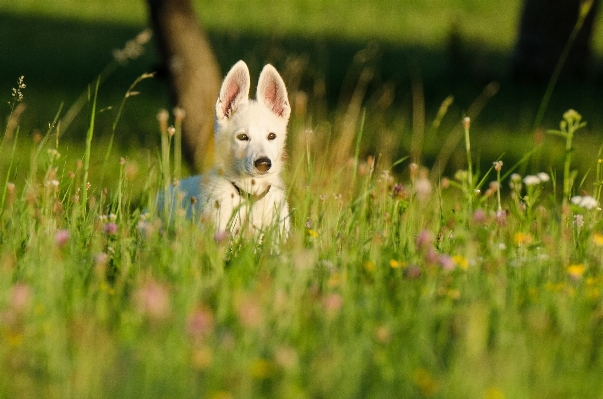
[161,60,291,240]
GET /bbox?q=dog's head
[214,61,290,184]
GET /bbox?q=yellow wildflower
[307,229,319,238]
[364,261,376,272]
[513,232,533,245]
[567,264,586,280]
[592,233,603,247]
[452,255,469,270]
[389,259,407,269]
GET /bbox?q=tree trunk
[512,0,599,82]
[147,0,221,172]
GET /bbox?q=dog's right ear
[216,60,250,120]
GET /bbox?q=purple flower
[55,229,70,248]
[187,307,215,341]
[495,210,507,226]
[134,280,171,321]
[103,222,118,235]
[438,255,456,271]
[472,209,487,225]
[213,230,230,244]
[415,230,434,253]
[404,265,422,280]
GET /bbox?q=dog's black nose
[254,157,272,173]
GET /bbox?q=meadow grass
[2,61,603,399]
[3,3,603,398]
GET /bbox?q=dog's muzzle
[254,157,272,173]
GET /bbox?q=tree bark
[512,0,599,82]
[147,0,221,172]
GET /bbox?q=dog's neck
[231,181,271,202]
[227,173,273,196]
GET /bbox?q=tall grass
[3,60,603,399]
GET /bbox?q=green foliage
[2,70,603,399]
[3,3,603,397]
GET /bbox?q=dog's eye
[237,133,249,141]
[267,132,276,140]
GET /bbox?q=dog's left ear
[257,64,291,121]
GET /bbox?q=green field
[2,1,603,398]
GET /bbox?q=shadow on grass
[2,12,603,175]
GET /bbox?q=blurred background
[1,0,603,182]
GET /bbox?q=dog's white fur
[162,60,291,239]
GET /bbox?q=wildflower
[167,126,176,137]
[404,265,422,279]
[513,232,533,245]
[157,109,169,135]
[187,307,215,341]
[493,161,503,171]
[416,230,434,253]
[452,255,469,270]
[563,109,582,124]
[307,229,319,238]
[472,208,487,224]
[495,209,508,226]
[173,107,186,122]
[94,252,109,268]
[389,259,406,269]
[392,183,406,200]
[414,171,432,200]
[537,172,550,182]
[571,195,599,210]
[454,170,468,182]
[133,280,171,321]
[523,175,541,186]
[10,283,32,313]
[103,222,118,235]
[409,163,418,180]
[113,29,152,64]
[11,76,26,102]
[567,264,586,280]
[463,116,471,130]
[54,229,70,248]
[237,296,264,328]
[439,255,456,271]
[324,293,343,317]
[213,230,230,244]
[592,233,603,247]
[484,181,499,197]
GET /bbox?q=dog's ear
[216,61,250,120]
[257,64,291,120]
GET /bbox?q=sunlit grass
[2,59,603,399]
[0,0,523,49]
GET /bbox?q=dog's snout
[254,157,272,173]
